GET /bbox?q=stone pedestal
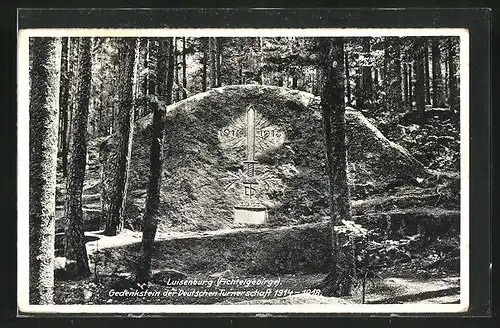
[234,204,267,225]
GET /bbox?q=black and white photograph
[18,27,469,314]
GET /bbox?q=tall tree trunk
[385,37,403,111]
[64,37,92,279]
[355,69,362,108]
[448,37,458,112]
[345,52,351,102]
[403,63,409,106]
[431,38,446,107]
[414,37,426,123]
[182,37,187,99]
[408,63,413,108]
[424,40,431,105]
[216,38,222,87]
[259,37,264,84]
[144,38,151,116]
[59,37,70,178]
[444,51,449,101]
[104,38,139,236]
[209,37,217,88]
[360,38,373,108]
[137,37,174,283]
[318,37,355,297]
[98,82,103,136]
[67,38,79,149]
[174,37,179,101]
[29,37,62,304]
[202,37,208,92]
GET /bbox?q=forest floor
[53,220,461,305]
[54,268,460,305]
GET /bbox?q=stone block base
[234,205,267,225]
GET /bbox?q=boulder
[100,85,430,231]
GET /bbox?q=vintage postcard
[18,27,469,314]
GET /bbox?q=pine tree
[182,37,187,99]
[137,37,174,283]
[317,37,355,297]
[403,63,409,106]
[216,37,222,87]
[104,38,139,236]
[209,37,217,88]
[29,37,62,304]
[174,37,179,101]
[202,37,208,92]
[408,63,413,107]
[384,37,403,111]
[414,37,426,122]
[448,37,459,113]
[64,37,92,279]
[58,37,70,178]
[360,38,373,108]
[345,52,351,102]
[424,40,431,105]
[431,38,446,107]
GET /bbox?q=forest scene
[26,34,462,308]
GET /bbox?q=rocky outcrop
[99,85,430,232]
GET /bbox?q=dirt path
[348,276,460,304]
[84,223,326,255]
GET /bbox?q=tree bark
[448,37,459,112]
[182,37,187,99]
[385,37,403,112]
[29,37,62,304]
[360,38,373,108]
[67,38,80,148]
[424,40,431,105]
[345,52,351,102]
[104,38,138,236]
[408,63,413,108]
[202,37,208,92]
[58,37,70,178]
[259,37,264,84]
[414,37,426,123]
[174,37,179,102]
[216,37,222,87]
[431,38,446,107]
[403,63,409,106]
[64,37,92,279]
[137,37,174,283]
[209,37,217,89]
[144,38,151,116]
[318,37,355,297]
